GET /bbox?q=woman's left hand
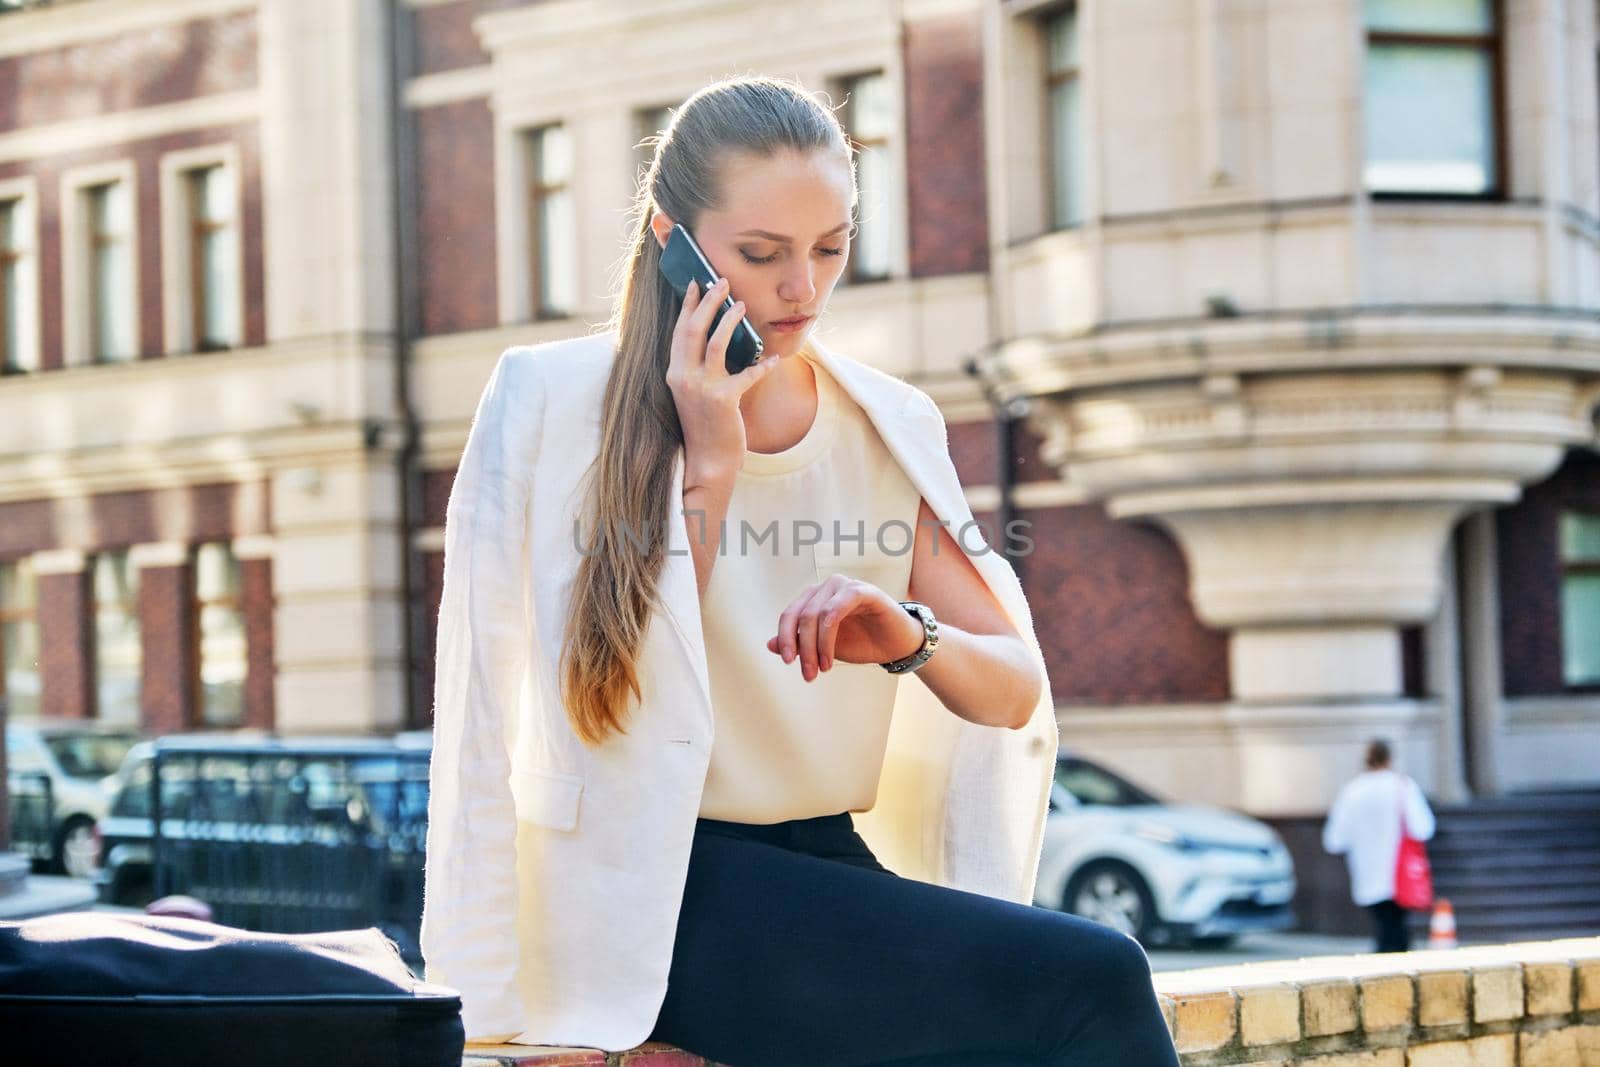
[766,575,924,682]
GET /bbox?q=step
[1430,827,1600,846]
[1427,851,1600,870]
[1429,884,1600,909]
[1424,866,1600,890]
[1413,904,1600,928]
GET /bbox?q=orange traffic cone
[1427,898,1457,949]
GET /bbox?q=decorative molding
[128,541,190,569]
[0,92,259,165]
[1504,694,1600,725]
[962,480,1087,513]
[403,66,494,109]
[231,534,275,561]
[28,548,87,575]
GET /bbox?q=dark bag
[0,912,464,1067]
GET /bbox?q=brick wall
[37,570,94,720]
[138,562,198,734]
[240,556,276,730]
[1497,449,1600,698]
[902,11,990,276]
[413,99,500,336]
[407,0,534,77]
[0,481,273,732]
[1012,502,1231,706]
[0,11,256,133]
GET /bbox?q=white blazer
[420,329,1059,1049]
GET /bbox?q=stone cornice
[980,310,1600,401]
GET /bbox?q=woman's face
[658,147,855,358]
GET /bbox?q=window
[634,104,674,183]
[0,558,40,719]
[185,163,241,352]
[92,550,141,726]
[84,180,136,362]
[1559,512,1600,687]
[839,71,894,282]
[0,192,39,374]
[1045,5,1084,228]
[1363,0,1502,196]
[523,124,576,318]
[195,542,246,727]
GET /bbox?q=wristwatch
[881,601,939,674]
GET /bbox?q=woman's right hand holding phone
[666,278,780,489]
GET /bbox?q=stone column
[258,0,396,343]
[256,0,407,733]
[1458,509,1506,797]
[1425,533,1472,804]
[269,458,408,734]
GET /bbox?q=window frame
[0,176,40,375]
[60,159,140,368]
[1557,509,1600,692]
[192,540,247,729]
[1363,0,1508,202]
[633,103,674,187]
[0,556,41,719]
[523,123,576,321]
[90,549,142,726]
[1041,2,1084,231]
[160,143,245,356]
[836,69,895,284]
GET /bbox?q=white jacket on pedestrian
[1322,769,1436,907]
[419,330,1060,1049]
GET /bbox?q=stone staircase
[1414,788,1600,944]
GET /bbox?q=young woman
[421,75,1182,1067]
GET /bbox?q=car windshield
[1055,758,1162,807]
[44,734,141,779]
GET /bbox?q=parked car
[5,721,143,878]
[95,731,431,964]
[1033,752,1296,948]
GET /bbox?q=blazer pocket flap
[510,768,584,832]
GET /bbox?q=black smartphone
[658,223,765,375]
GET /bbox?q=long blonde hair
[559,75,857,748]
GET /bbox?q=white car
[1033,753,1297,948]
[5,721,143,879]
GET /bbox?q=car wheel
[54,817,100,879]
[1063,860,1159,944]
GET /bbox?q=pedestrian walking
[1322,739,1437,952]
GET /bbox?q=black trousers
[647,811,1183,1067]
[1366,898,1412,953]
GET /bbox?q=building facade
[0,0,1596,833]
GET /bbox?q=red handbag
[1393,775,1434,910]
